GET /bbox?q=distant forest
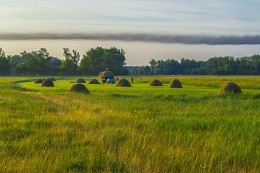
[130,55,260,75]
[0,47,260,76]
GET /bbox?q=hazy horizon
[1,40,260,66]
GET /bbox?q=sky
[0,0,260,65]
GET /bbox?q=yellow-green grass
[0,76,259,172]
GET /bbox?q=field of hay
[0,76,259,172]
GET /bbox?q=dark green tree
[79,47,127,75]
[149,59,157,75]
[251,54,260,74]
[0,48,10,75]
[7,49,61,75]
[8,55,22,75]
[61,48,80,75]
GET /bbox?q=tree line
[0,47,260,76]
[128,55,260,75]
[0,47,128,76]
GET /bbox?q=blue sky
[1,0,260,34]
[0,0,260,65]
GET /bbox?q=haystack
[150,79,163,86]
[99,71,114,80]
[48,77,56,81]
[34,79,43,84]
[88,79,100,84]
[70,83,90,94]
[219,82,242,94]
[76,78,86,83]
[42,79,54,87]
[169,79,183,88]
[116,78,131,87]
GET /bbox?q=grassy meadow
[0,76,259,172]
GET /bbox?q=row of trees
[0,47,128,76]
[1,47,260,76]
[128,55,260,75]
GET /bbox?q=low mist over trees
[0,47,260,76]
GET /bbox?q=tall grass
[0,76,259,172]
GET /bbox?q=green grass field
[0,76,259,172]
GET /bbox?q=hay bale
[99,71,114,79]
[169,79,183,88]
[42,79,54,87]
[70,83,90,94]
[150,79,163,86]
[76,78,86,83]
[34,79,43,84]
[219,82,242,94]
[48,77,56,81]
[88,79,100,84]
[116,78,131,87]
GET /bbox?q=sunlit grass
[0,76,259,172]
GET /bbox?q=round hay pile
[70,83,90,94]
[219,82,242,94]
[76,78,86,83]
[99,71,114,79]
[149,79,163,86]
[169,79,183,88]
[48,77,56,81]
[116,78,131,87]
[88,79,100,84]
[34,79,43,84]
[42,79,54,87]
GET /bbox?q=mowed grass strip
[0,76,259,172]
